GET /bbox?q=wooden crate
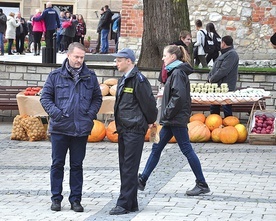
[248,110,276,145]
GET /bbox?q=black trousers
[45,30,55,48]
[116,132,144,211]
[16,33,25,53]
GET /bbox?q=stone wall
[0,62,275,121]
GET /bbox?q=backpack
[112,18,119,33]
[200,30,215,54]
[213,33,222,51]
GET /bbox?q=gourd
[222,116,240,126]
[205,114,223,131]
[219,126,239,144]
[109,84,117,96]
[234,124,248,143]
[189,113,206,123]
[211,126,223,143]
[104,78,118,86]
[106,121,118,142]
[100,83,110,96]
[188,123,211,142]
[87,120,106,142]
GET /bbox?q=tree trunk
[138,0,190,69]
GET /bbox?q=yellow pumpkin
[222,116,240,126]
[205,114,223,131]
[234,124,248,143]
[219,126,239,144]
[106,121,118,142]
[188,123,211,142]
[189,113,206,123]
[88,120,106,142]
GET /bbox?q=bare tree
[138,0,190,69]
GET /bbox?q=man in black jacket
[15,12,28,55]
[109,48,158,215]
[99,5,113,54]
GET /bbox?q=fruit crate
[248,110,276,145]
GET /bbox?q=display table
[16,92,116,116]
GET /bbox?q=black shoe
[109,206,129,215]
[130,207,139,212]
[70,201,84,212]
[186,182,210,196]
[8,53,14,55]
[138,173,146,191]
[50,199,61,211]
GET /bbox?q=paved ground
[0,121,275,221]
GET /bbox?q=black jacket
[16,17,28,36]
[160,62,193,127]
[99,9,113,30]
[114,66,158,134]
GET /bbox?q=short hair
[222,35,233,46]
[68,42,86,53]
[195,19,202,28]
[0,8,3,14]
[9,12,15,17]
[179,30,191,40]
[104,5,109,10]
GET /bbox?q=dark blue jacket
[40,59,102,136]
[33,7,60,31]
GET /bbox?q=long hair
[164,45,191,66]
[206,22,219,36]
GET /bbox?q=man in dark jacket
[33,2,60,48]
[99,5,113,54]
[15,12,28,55]
[109,48,158,215]
[207,35,239,117]
[93,7,104,54]
[0,8,7,55]
[40,42,102,212]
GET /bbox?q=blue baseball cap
[111,48,136,62]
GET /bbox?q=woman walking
[6,12,20,55]
[138,45,210,196]
[32,9,46,56]
[206,22,221,65]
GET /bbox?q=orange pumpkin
[219,126,239,144]
[188,123,211,142]
[205,114,223,131]
[187,120,204,130]
[211,126,223,142]
[189,113,206,123]
[234,124,248,143]
[100,83,109,96]
[106,121,118,142]
[88,120,106,142]
[222,116,240,126]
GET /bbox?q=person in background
[40,42,102,212]
[270,32,276,49]
[61,14,78,53]
[109,48,157,215]
[32,9,46,56]
[112,11,121,53]
[6,12,20,55]
[205,22,221,65]
[207,36,239,117]
[193,19,208,68]
[138,45,210,197]
[0,8,7,56]
[15,12,28,55]
[56,11,65,53]
[93,7,104,54]
[74,14,86,45]
[99,5,113,54]
[26,15,34,53]
[33,1,60,49]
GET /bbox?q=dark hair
[206,23,219,36]
[164,45,191,65]
[179,30,191,40]
[0,8,3,14]
[195,19,202,28]
[68,42,86,53]
[104,5,109,10]
[72,14,76,19]
[222,35,233,46]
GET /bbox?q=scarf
[165,60,183,72]
[65,60,83,81]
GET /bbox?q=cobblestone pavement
[0,122,275,221]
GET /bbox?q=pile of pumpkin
[188,113,248,144]
[100,78,118,96]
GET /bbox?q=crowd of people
[0,2,120,56]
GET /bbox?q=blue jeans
[50,133,87,203]
[210,104,232,118]
[141,126,206,184]
[100,29,109,53]
[0,33,4,54]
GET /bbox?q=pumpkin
[104,78,118,86]
[222,116,240,126]
[106,121,118,142]
[100,83,109,96]
[155,124,177,143]
[189,113,206,123]
[205,114,223,131]
[219,126,239,144]
[188,123,211,142]
[109,84,117,96]
[211,126,223,142]
[234,124,248,143]
[88,120,106,142]
[187,120,204,130]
